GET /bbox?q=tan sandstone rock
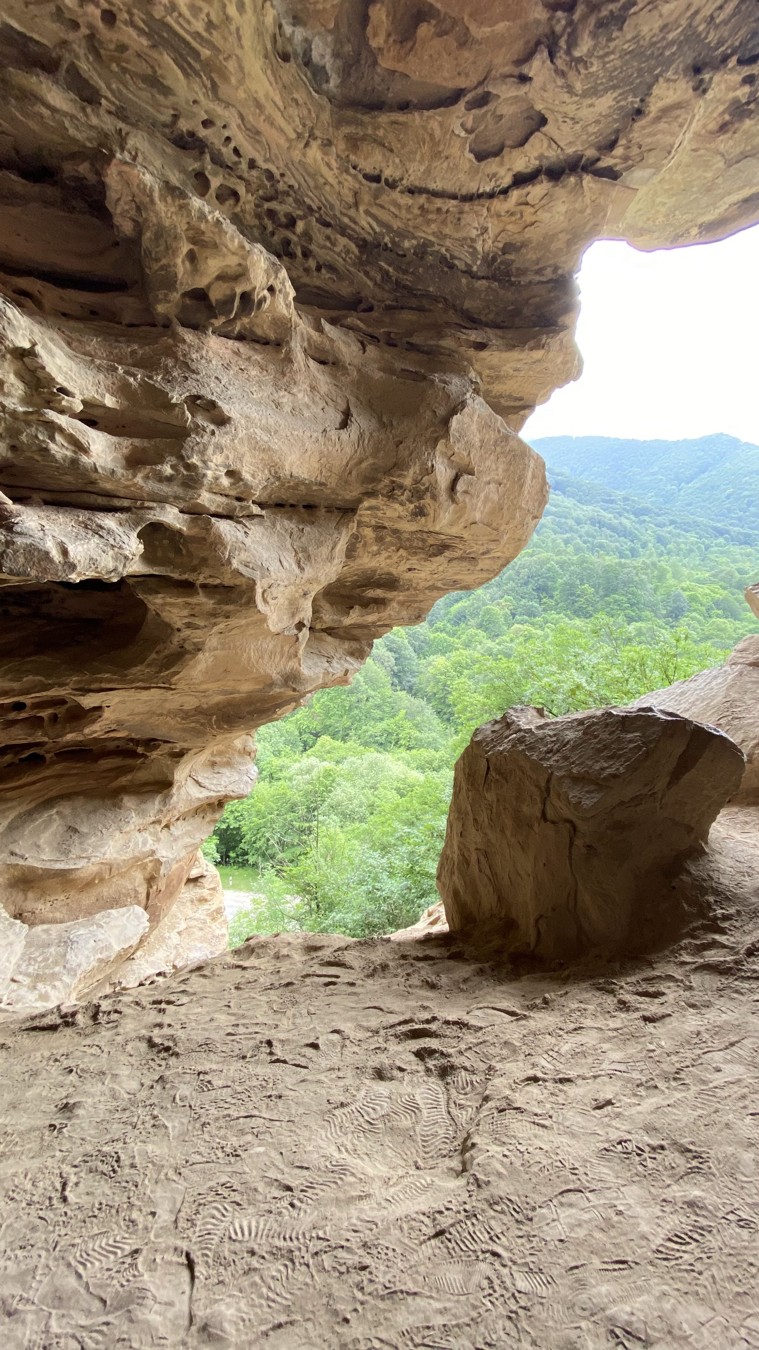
[115,853,229,989]
[437,706,745,960]
[634,636,759,805]
[1,905,149,1012]
[0,0,758,981]
[0,907,27,1000]
[390,901,449,943]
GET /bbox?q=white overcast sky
[524,224,759,444]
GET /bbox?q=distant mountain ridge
[531,433,759,535]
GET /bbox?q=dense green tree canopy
[534,434,759,534]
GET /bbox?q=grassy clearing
[217,864,262,892]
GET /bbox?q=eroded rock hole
[0,580,152,668]
[215,184,240,207]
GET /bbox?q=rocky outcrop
[0,854,227,1010]
[115,852,229,989]
[390,901,448,943]
[0,906,26,1000]
[0,904,148,1012]
[1,1,758,979]
[634,636,759,804]
[437,706,745,959]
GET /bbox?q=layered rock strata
[437,705,745,959]
[1,0,759,971]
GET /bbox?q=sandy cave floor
[1,829,759,1348]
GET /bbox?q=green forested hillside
[209,437,758,943]
[533,433,759,534]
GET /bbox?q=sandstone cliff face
[1,1,758,973]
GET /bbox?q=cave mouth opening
[208,230,759,949]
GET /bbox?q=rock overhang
[0,0,758,984]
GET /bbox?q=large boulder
[634,637,759,804]
[437,706,744,959]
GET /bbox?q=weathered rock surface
[389,900,448,942]
[0,856,226,1011]
[438,706,745,958]
[1,904,148,1012]
[635,635,759,804]
[0,906,27,1000]
[1,0,758,976]
[115,852,228,989]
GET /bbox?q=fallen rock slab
[437,705,745,959]
[1,905,149,1012]
[389,901,449,943]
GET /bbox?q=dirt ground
[1,812,758,1349]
